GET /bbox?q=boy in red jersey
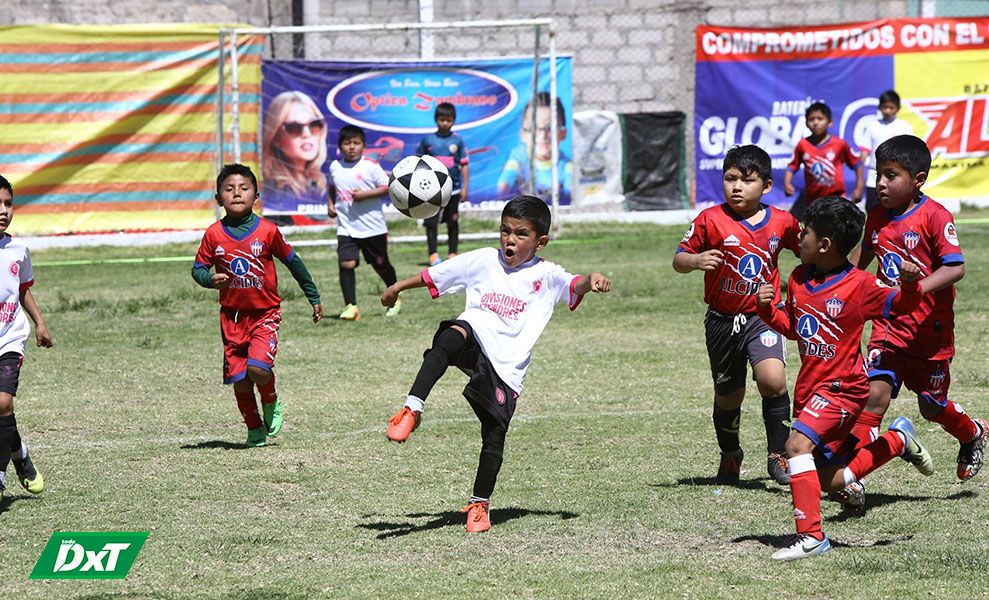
[192,164,323,447]
[851,134,986,481]
[757,195,932,561]
[674,145,800,486]
[784,101,864,217]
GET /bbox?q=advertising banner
[0,25,262,235]
[259,57,573,217]
[695,18,989,208]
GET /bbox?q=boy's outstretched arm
[283,254,323,323]
[851,162,865,202]
[755,282,797,340]
[919,263,964,295]
[381,273,427,307]
[673,249,723,274]
[20,288,53,347]
[573,272,611,295]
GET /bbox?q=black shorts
[424,193,460,226]
[704,310,786,396]
[865,187,880,213]
[430,319,518,429]
[337,233,390,267]
[0,352,24,396]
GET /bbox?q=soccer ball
[388,155,452,219]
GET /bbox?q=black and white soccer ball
[388,155,452,219]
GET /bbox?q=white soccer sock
[842,467,857,486]
[404,395,424,413]
[895,430,907,452]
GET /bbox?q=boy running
[757,195,933,561]
[0,174,53,498]
[851,134,986,481]
[193,164,322,447]
[674,145,799,486]
[381,195,611,533]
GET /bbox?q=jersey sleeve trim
[787,164,799,173]
[280,249,297,264]
[881,288,898,318]
[568,275,585,311]
[941,252,964,265]
[193,261,210,269]
[19,279,34,292]
[422,268,439,299]
[675,246,693,254]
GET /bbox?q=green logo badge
[30,532,149,579]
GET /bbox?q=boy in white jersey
[381,195,611,532]
[327,125,399,321]
[0,175,53,498]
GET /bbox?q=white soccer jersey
[329,157,390,239]
[862,118,914,187]
[0,235,34,356]
[424,247,584,393]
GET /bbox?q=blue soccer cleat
[889,416,934,476]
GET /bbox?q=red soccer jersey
[787,135,861,202]
[759,263,920,413]
[677,204,801,315]
[863,195,963,360]
[194,217,296,311]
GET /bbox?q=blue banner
[260,58,573,217]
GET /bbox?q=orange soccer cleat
[461,501,491,533]
[386,406,421,443]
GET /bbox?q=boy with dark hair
[327,125,400,320]
[0,174,53,498]
[860,91,914,213]
[193,164,323,447]
[850,134,986,482]
[416,102,470,266]
[784,101,864,217]
[756,195,932,561]
[497,92,573,204]
[674,145,800,486]
[380,195,611,533]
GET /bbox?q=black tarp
[621,111,688,210]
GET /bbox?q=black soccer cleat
[716,448,744,485]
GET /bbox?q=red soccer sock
[846,430,905,480]
[235,389,262,429]
[926,400,980,442]
[851,410,885,451]
[788,454,824,540]
[257,373,278,405]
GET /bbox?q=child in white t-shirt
[860,90,913,212]
[380,195,611,533]
[327,125,399,321]
[0,174,53,499]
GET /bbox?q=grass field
[2,212,988,598]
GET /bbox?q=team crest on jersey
[944,223,959,246]
[9,262,18,276]
[867,348,882,368]
[903,230,920,250]
[724,234,740,247]
[449,143,458,154]
[681,222,695,243]
[230,257,251,276]
[269,337,277,353]
[250,239,264,256]
[759,331,778,348]
[871,231,879,245]
[929,369,946,389]
[826,150,835,160]
[532,279,542,293]
[768,235,780,254]
[215,245,226,256]
[825,296,844,318]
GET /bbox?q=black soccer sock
[372,258,397,287]
[408,327,469,401]
[762,393,791,455]
[425,220,439,255]
[472,415,507,500]
[339,265,357,306]
[0,413,16,472]
[447,214,459,255]
[712,402,741,453]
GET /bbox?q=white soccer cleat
[771,534,832,561]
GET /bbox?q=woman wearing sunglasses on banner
[261,91,329,220]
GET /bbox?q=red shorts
[219,306,281,384]
[792,393,861,465]
[866,345,952,407]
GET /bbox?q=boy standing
[757,195,932,561]
[381,196,610,533]
[674,145,800,486]
[851,134,986,481]
[416,102,469,266]
[860,91,914,213]
[328,125,400,321]
[0,174,53,498]
[784,101,864,218]
[193,164,322,447]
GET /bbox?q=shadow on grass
[732,532,911,550]
[0,493,42,513]
[74,591,303,600]
[179,439,269,450]
[358,507,579,539]
[651,476,788,495]
[826,491,933,522]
